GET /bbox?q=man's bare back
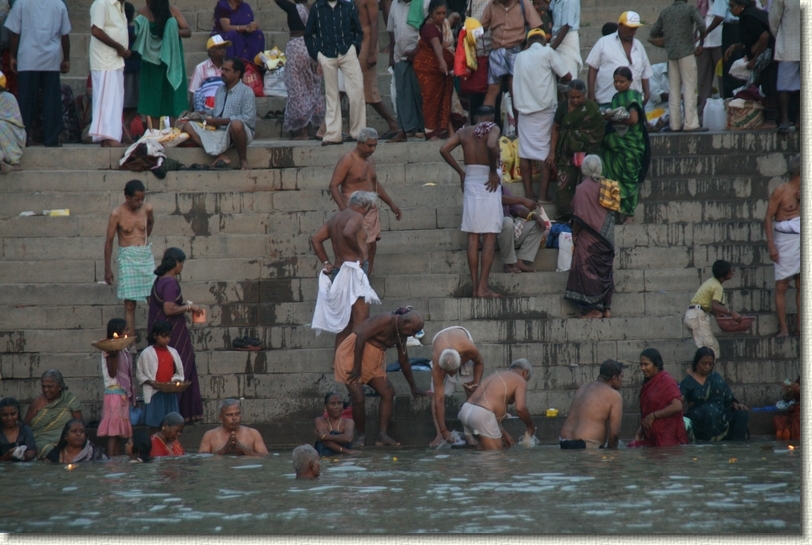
[327,208,369,268]
[455,124,500,166]
[467,370,524,420]
[559,380,623,448]
[431,328,479,368]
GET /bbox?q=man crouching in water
[559,359,624,449]
[198,399,269,456]
[459,359,536,450]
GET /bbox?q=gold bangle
[527,212,536,221]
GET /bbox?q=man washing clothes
[103,180,155,338]
[311,190,381,354]
[440,105,503,298]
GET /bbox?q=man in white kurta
[89,0,130,147]
[512,28,571,201]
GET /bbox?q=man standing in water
[329,127,403,275]
[198,399,269,456]
[333,310,427,446]
[459,359,535,450]
[104,179,155,338]
[440,106,503,298]
[311,191,381,353]
[764,154,801,337]
[559,359,624,449]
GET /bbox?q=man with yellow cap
[585,11,652,107]
[188,35,230,111]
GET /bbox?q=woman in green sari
[546,80,605,220]
[24,369,82,460]
[600,66,650,224]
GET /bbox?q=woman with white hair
[563,154,615,319]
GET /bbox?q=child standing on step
[684,260,742,359]
[97,318,136,456]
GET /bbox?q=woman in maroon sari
[564,155,614,319]
[148,248,204,423]
[629,348,689,447]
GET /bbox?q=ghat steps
[0,131,801,444]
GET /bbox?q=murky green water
[1,441,800,534]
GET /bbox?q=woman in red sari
[413,0,455,140]
[150,411,185,457]
[630,348,689,447]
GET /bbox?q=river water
[0,440,800,534]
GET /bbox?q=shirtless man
[559,359,624,449]
[311,191,381,351]
[429,326,484,447]
[292,444,321,479]
[764,154,801,337]
[328,127,402,275]
[104,180,155,337]
[440,105,503,298]
[333,310,427,446]
[459,359,535,450]
[198,399,269,456]
[354,0,400,138]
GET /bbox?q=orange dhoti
[334,333,387,384]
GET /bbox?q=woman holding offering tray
[136,320,185,430]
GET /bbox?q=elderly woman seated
[0,397,37,462]
[45,420,108,463]
[212,0,265,60]
[150,412,186,457]
[24,369,82,460]
[680,347,750,441]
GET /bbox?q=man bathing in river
[440,106,503,298]
[430,326,484,447]
[559,359,624,449]
[311,191,381,354]
[198,399,268,456]
[459,359,536,450]
[334,310,427,446]
[328,127,403,275]
[104,180,155,338]
[292,444,321,479]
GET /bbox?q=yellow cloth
[463,18,482,70]
[499,136,521,183]
[598,178,621,212]
[690,277,726,313]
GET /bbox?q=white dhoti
[432,326,476,395]
[773,217,801,281]
[311,261,380,335]
[517,109,555,160]
[555,31,582,80]
[89,70,124,143]
[186,121,255,156]
[461,165,503,234]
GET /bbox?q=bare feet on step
[580,309,603,319]
[375,433,401,446]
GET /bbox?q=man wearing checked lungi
[104,179,155,338]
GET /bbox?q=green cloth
[29,390,81,460]
[407,0,424,30]
[601,89,649,218]
[132,16,188,117]
[552,98,605,218]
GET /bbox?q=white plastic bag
[702,98,726,130]
[388,66,397,115]
[501,92,516,139]
[729,57,752,81]
[556,232,573,272]
[263,67,287,98]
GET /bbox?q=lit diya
[91,332,136,352]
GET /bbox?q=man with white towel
[764,154,801,337]
[311,191,381,353]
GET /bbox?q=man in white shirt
[188,35,229,111]
[696,0,723,123]
[585,11,652,107]
[4,0,71,147]
[769,0,800,133]
[512,28,570,201]
[548,0,581,81]
[88,0,129,147]
[386,0,424,142]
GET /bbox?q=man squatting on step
[329,127,403,276]
[104,180,155,337]
[458,359,535,450]
[430,326,484,447]
[764,153,800,337]
[333,311,427,446]
[311,191,381,353]
[559,359,624,449]
[440,106,503,298]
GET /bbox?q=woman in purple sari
[212,0,265,60]
[148,248,204,423]
[564,154,615,319]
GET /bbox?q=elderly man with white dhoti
[548,0,582,82]
[512,28,571,202]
